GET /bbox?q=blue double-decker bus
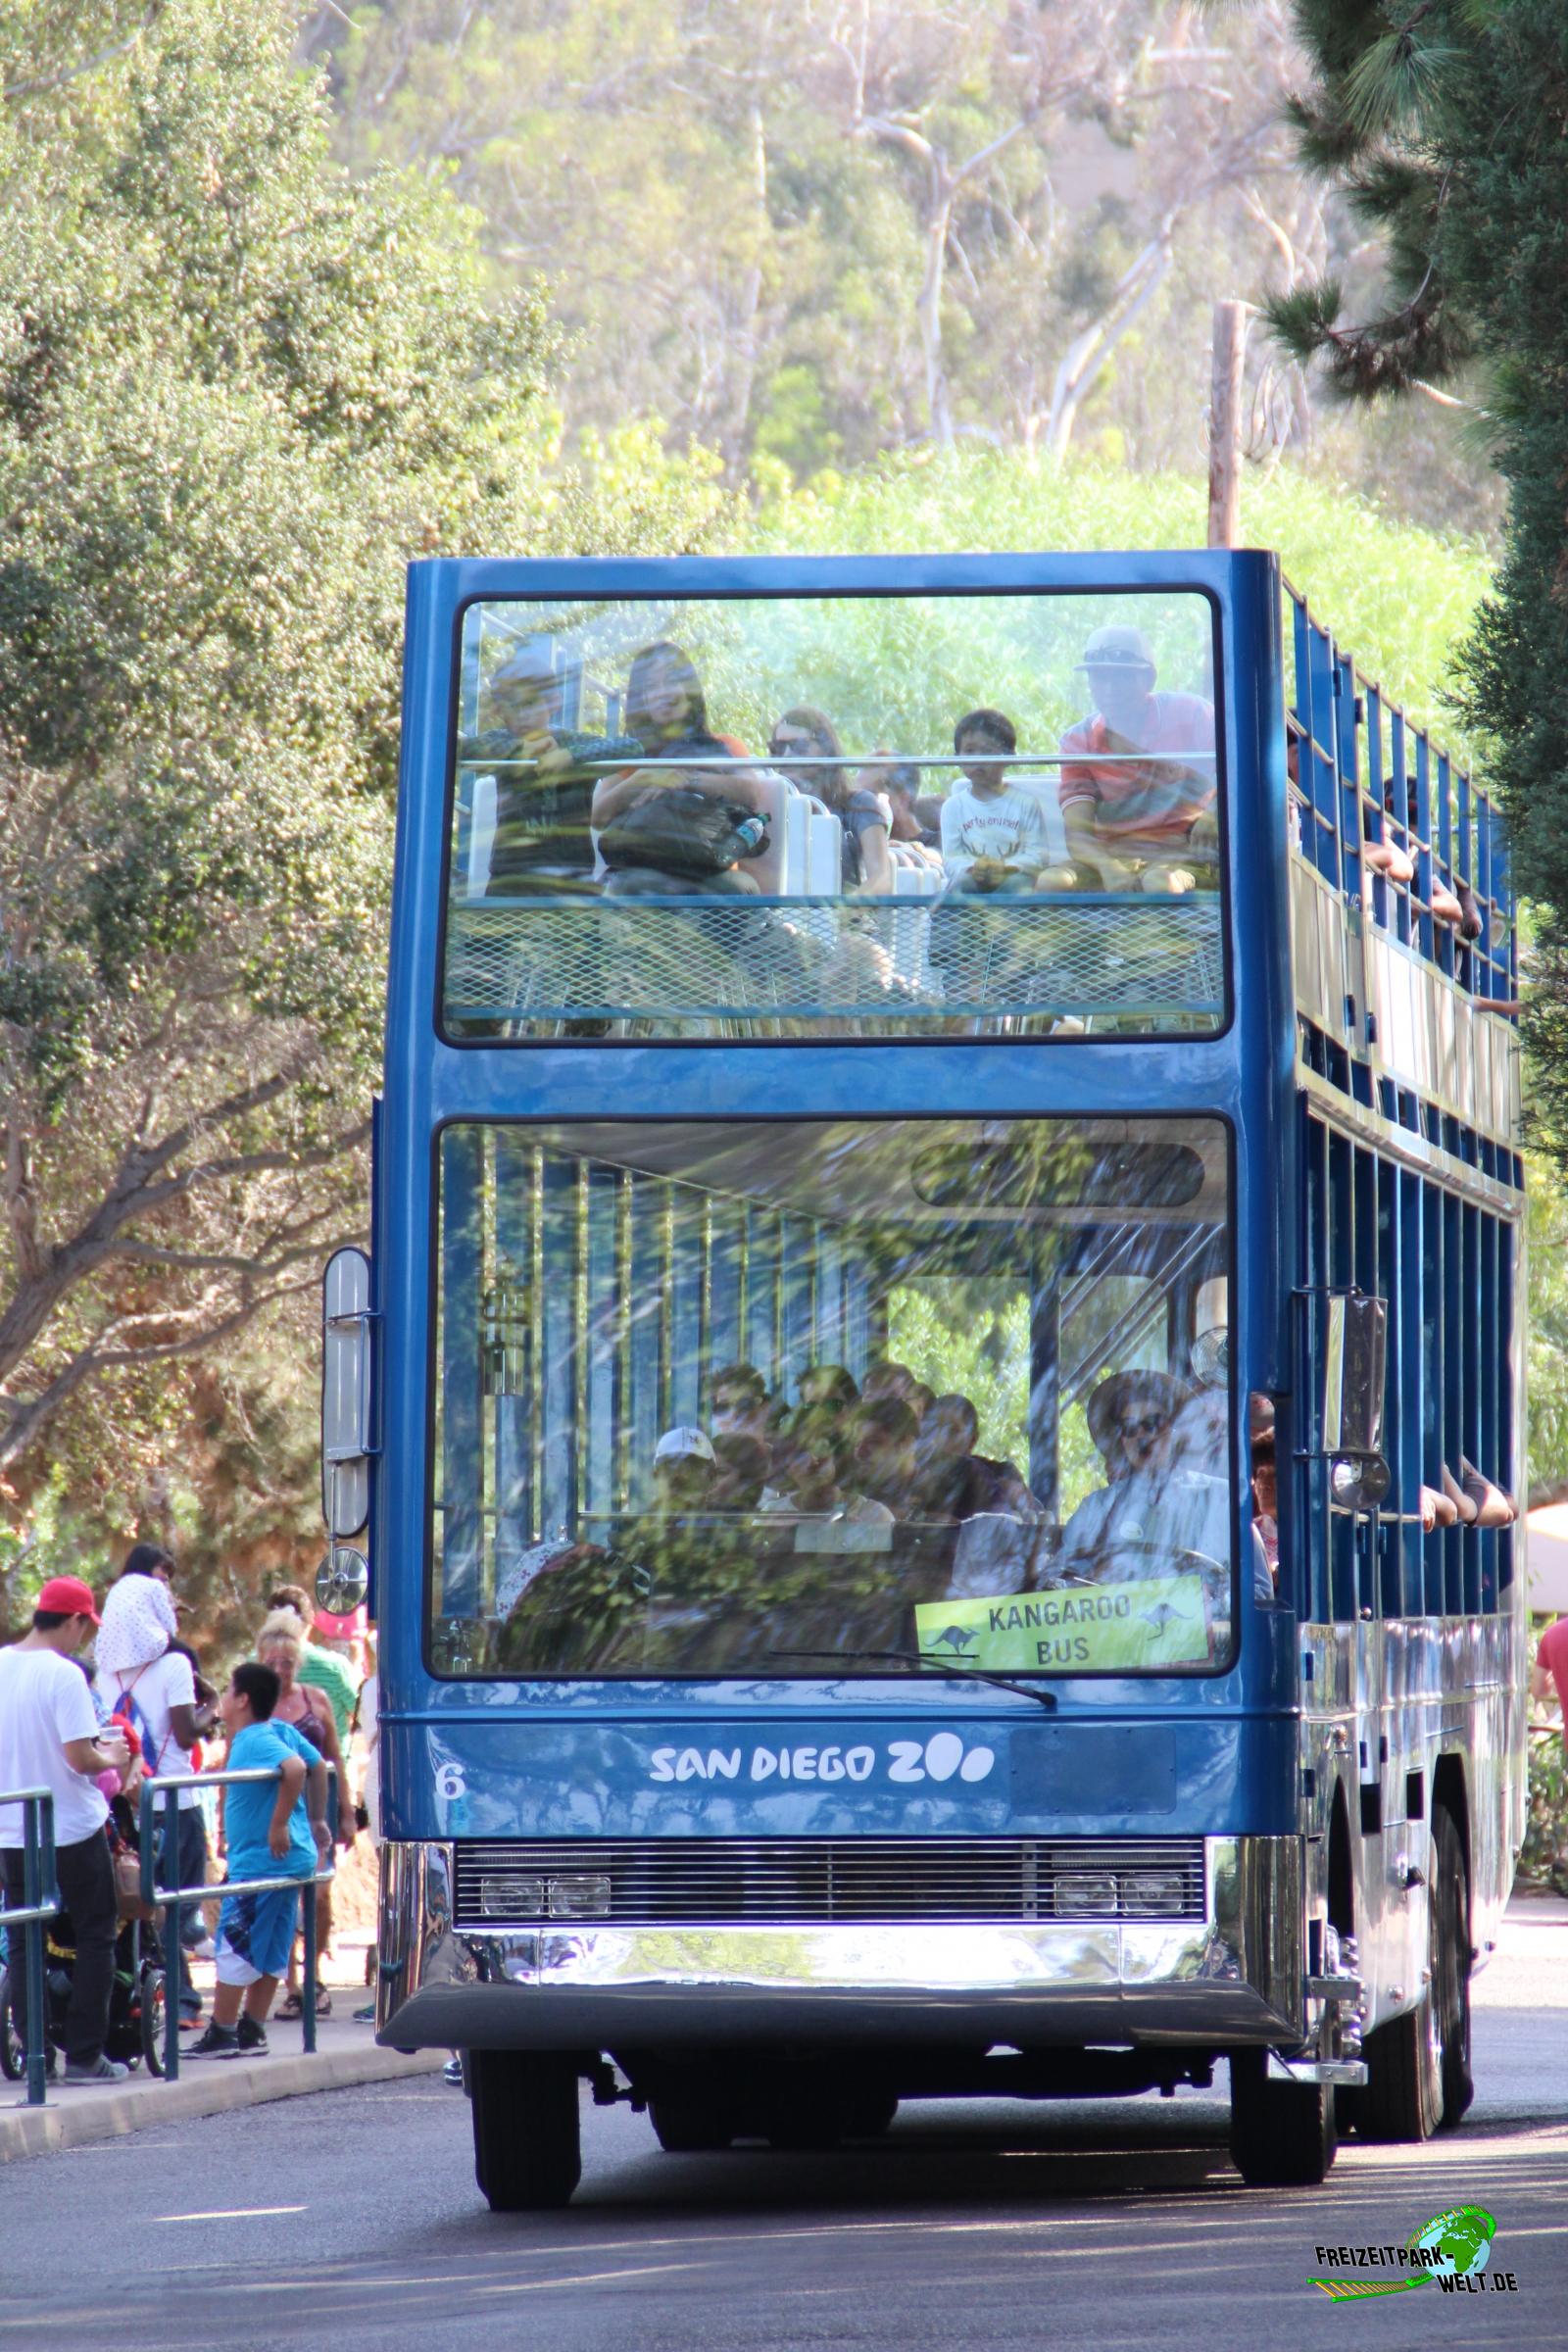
[329,551,1525,2207]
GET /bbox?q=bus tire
[1358,1829,1449,2142]
[648,2096,735,2153]
[469,2050,581,2211]
[1228,2046,1337,2187]
[1434,1802,1474,2129]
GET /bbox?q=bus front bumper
[373,1836,1305,2053]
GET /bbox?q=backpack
[109,1663,169,1784]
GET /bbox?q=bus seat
[779,781,810,894]
[805,799,843,897]
[466,771,496,898]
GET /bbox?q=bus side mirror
[322,1245,373,1537]
[317,1545,369,1619]
[1323,1291,1389,1512]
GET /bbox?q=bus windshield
[444,588,1223,1040]
[430,1116,1244,1681]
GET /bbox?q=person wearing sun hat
[1052,624,1217,893]
[1058,1369,1209,1583]
[0,1577,133,2082]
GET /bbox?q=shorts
[215,1886,305,1986]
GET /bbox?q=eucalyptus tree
[0,0,724,1530]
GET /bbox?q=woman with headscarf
[93,1543,178,1678]
[95,1544,217,2019]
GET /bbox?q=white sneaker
[61,2054,130,2084]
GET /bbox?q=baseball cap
[654,1426,716,1465]
[36,1575,102,1623]
[1078,624,1155,671]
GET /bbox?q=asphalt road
[4,1900,1564,2352]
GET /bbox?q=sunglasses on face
[1117,1415,1166,1440]
[770,733,819,759]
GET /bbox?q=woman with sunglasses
[768,708,893,896]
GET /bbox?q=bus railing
[139,1765,336,2082]
[0,1787,60,2106]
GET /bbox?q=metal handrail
[138,1764,336,2082]
[0,1786,59,2106]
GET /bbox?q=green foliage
[0,0,729,1599]
[1271,0,1568,1136]
[745,449,1493,760]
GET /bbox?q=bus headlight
[478,1874,546,1918]
[547,1874,612,1919]
[1054,1873,1117,1916]
[1121,1871,1188,1917]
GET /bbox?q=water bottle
[732,813,768,858]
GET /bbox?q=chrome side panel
[375,1834,1304,2054]
[1297,1611,1526,2037]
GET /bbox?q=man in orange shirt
[1054,625,1217,892]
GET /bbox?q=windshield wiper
[768,1645,1057,1712]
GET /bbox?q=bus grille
[452,1838,1206,1928]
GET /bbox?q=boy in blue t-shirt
[188,1660,328,2059]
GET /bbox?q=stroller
[0,1816,171,2082]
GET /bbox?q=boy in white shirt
[0,1578,130,2082]
[940,709,1050,894]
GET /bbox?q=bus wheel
[1434,1804,1474,2129]
[1228,2047,1337,2186]
[469,2050,581,2211]
[1363,1806,1476,2144]
[1358,1815,1453,2143]
[649,2096,735,2153]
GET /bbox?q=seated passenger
[651,1423,717,1511]
[939,710,1051,895]
[797,1362,859,1410]
[1251,1429,1279,1580]
[884,763,942,853]
[593,643,782,896]
[861,1358,917,1407]
[1057,1370,1197,1581]
[760,1405,895,1537]
[915,1394,1036,1523]
[461,645,641,897]
[710,1433,772,1513]
[1054,627,1216,893]
[848,1396,922,1517]
[711,1361,772,1444]
[768,708,893,895]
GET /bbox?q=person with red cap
[0,1578,131,2082]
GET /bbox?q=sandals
[276,1983,332,2020]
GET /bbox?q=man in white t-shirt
[940,709,1051,894]
[0,1577,130,2082]
[99,1627,219,2012]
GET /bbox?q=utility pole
[1207,299,1246,549]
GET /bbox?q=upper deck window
[442,588,1224,1041]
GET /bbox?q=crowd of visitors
[497,1351,1283,1668]
[462,624,1219,906]
[0,1552,377,2083]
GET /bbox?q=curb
[1,2039,442,2162]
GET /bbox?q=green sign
[914,1575,1209,1673]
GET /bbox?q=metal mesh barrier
[444,892,1224,1037]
